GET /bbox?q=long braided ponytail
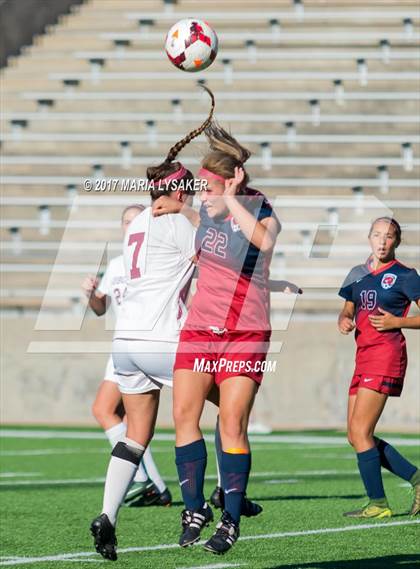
[147,86,215,183]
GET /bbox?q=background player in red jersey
[171,121,281,555]
[338,217,420,519]
[82,205,172,508]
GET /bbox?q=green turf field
[0,428,419,569]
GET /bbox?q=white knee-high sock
[104,422,148,483]
[142,446,166,493]
[102,437,145,526]
[133,461,149,483]
[105,422,126,448]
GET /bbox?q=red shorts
[174,328,271,385]
[349,373,404,397]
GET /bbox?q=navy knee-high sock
[375,438,418,482]
[221,451,251,524]
[175,439,207,512]
[357,447,386,501]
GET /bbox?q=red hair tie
[151,165,188,187]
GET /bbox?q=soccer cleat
[123,480,161,507]
[203,511,240,555]
[157,487,172,507]
[241,496,263,518]
[343,502,392,519]
[209,486,262,518]
[210,486,224,509]
[410,481,420,516]
[179,503,214,547]
[90,513,117,561]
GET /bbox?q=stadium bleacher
[1,0,419,315]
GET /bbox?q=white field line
[0,472,42,478]
[0,445,287,457]
[266,479,299,484]
[0,477,105,487]
[303,453,356,460]
[0,448,110,457]
[0,470,366,487]
[1,430,419,447]
[0,521,418,566]
[0,445,293,457]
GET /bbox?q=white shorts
[112,339,177,395]
[103,356,119,384]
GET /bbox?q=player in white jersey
[82,205,171,509]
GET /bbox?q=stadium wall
[1,317,418,432]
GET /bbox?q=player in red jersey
[338,217,420,518]
[169,121,281,554]
[89,89,263,561]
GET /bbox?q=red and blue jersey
[339,258,420,377]
[184,188,280,332]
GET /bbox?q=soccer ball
[165,18,218,72]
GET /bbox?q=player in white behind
[82,205,171,509]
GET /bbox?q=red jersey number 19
[128,232,145,279]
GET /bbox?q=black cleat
[123,480,161,507]
[203,511,240,555]
[210,486,224,509]
[157,487,172,507]
[90,513,117,561]
[210,486,262,518]
[241,496,263,518]
[179,503,214,547]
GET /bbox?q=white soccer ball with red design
[165,18,218,72]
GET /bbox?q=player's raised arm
[81,274,107,316]
[223,167,280,253]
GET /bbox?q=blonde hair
[202,121,251,189]
[147,86,215,199]
[121,204,145,221]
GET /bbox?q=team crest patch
[231,218,241,232]
[381,273,397,290]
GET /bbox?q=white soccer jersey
[115,206,196,342]
[97,254,127,317]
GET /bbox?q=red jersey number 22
[128,232,145,279]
